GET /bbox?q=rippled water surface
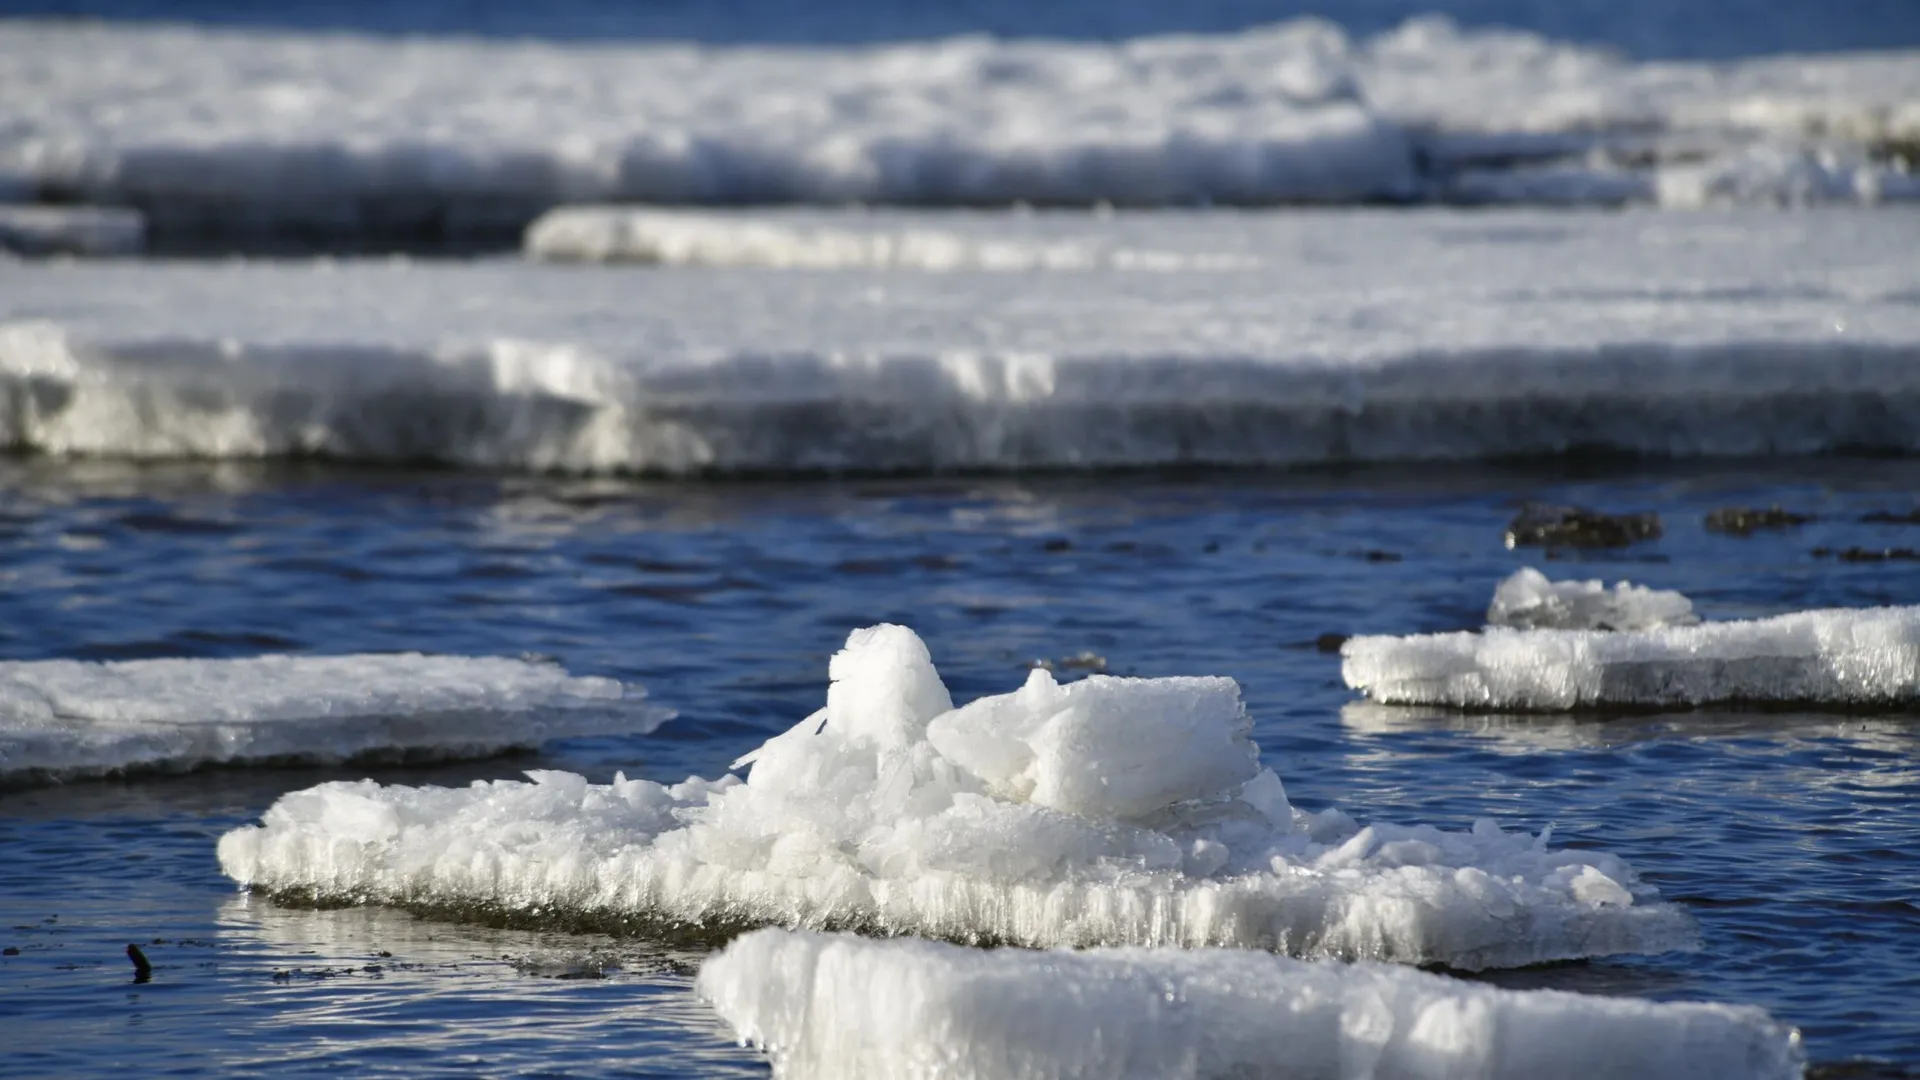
[3,458,1919,1076]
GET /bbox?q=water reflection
[211,897,760,1077]
[1341,700,1920,756]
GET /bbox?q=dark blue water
[6,0,1919,57]
[2,457,1919,1076]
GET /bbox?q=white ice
[0,653,667,784]
[1,18,1916,235]
[0,204,144,257]
[699,928,1804,1080]
[1486,568,1699,632]
[5,207,1920,474]
[525,207,1253,271]
[219,624,1694,970]
[1344,605,1920,711]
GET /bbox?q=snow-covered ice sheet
[219,624,1694,970]
[1344,605,1920,711]
[1486,568,1698,632]
[0,205,144,256]
[1,18,1916,237]
[0,653,668,785]
[6,208,1920,474]
[698,928,1803,1080]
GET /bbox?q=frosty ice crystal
[699,928,1804,1080]
[1486,567,1699,632]
[220,625,1694,969]
[0,653,666,784]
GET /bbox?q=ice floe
[0,204,144,256]
[698,927,1804,1080]
[0,653,667,785]
[1487,568,1699,632]
[1344,605,1920,711]
[219,624,1694,969]
[524,207,1252,270]
[5,207,1920,473]
[1,18,1916,238]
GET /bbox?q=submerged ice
[219,625,1693,969]
[1346,600,1920,711]
[0,653,667,785]
[699,928,1804,1080]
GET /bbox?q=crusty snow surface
[5,208,1919,474]
[1,17,1916,235]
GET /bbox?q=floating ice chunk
[1487,568,1699,632]
[0,653,667,785]
[220,624,1694,969]
[0,205,144,256]
[1658,145,1920,209]
[1344,605,1920,711]
[926,666,1257,820]
[524,207,1253,271]
[699,928,1804,1080]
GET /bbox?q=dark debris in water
[1504,503,1662,549]
[1704,506,1815,536]
[1349,549,1402,562]
[1314,633,1351,654]
[1813,547,1920,563]
[1859,509,1920,525]
[127,943,152,983]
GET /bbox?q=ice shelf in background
[524,207,1254,270]
[698,928,1804,1080]
[5,207,1920,474]
[1344,605,1920,711]
[2,18,1917,238]
[0,205,145,256]
[1486,568,1699,632]
[219,624,1694,970]
[0,653,668,785]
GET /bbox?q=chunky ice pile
[699,928,1804,1080]
[2,17,1916,237]
[220,624,1693,969]
[524,207,1249,270]
[1345,605,1920,711]
[7,207,1920,473]
[0,653,667,785]
[1487,568,1699,632]
[0,205,144,256]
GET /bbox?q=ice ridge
[3,18,1918,238]
[219,624,1695,969]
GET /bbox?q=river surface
[2,458,1917,1076]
